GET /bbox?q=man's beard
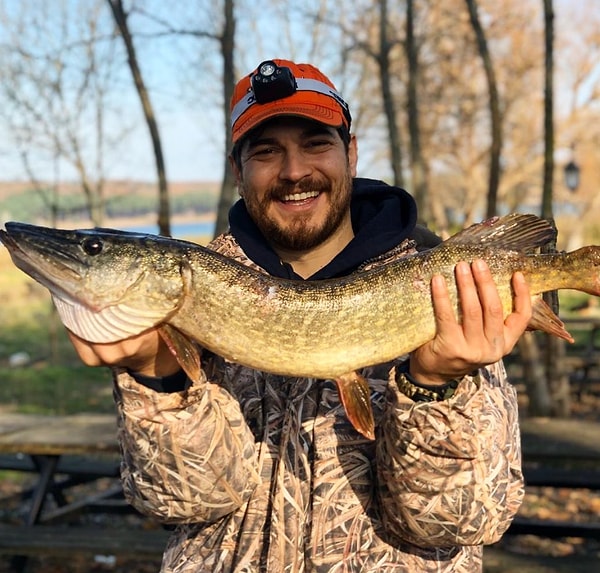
[243,171,353,251]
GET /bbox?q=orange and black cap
[230,59,351,145]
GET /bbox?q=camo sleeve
[376,361,524,547]
[112,368,261,525]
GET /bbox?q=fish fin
[158,324,202,383]
[335,372,375,441]
[445,213,556,252]
[527,296,575,343]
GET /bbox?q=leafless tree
[106,0,171,236]
[127,0,236,237]
[464,0,502,218]
[540,0,570,417]
[214,0,236,236]
[0,0,120,226]
[405,0,429,223]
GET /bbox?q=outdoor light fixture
[564,159,580,192]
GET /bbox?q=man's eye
[252,146,275,156]
[306,139,332,149]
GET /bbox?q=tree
[213,0,236,237]
[106,0,171,236]
[128,0,237,237]
[0,0,121,227]
[405,0,429,224]
[464,0,502,218]
[376,0,405,190]
[540,0,570,417]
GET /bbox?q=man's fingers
[503,271,532,347]
[456,260,486,341]
[431,273,458,326]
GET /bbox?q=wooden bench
[0,413,128,571]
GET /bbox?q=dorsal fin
[445,214,556,251]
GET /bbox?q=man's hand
[409,259,531,386]
[67,328,181,378]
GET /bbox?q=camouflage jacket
[112,233,524,573]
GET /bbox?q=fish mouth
[0,222,91,307]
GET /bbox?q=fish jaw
[51,294,178,343]
[0,222,186,343]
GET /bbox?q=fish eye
[81,237,103,256]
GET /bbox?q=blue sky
[0,0,595,185]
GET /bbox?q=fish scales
[168,241,592,379]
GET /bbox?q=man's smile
[280,190,321,203]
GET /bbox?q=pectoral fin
[335,371,375,440]
[528,296,574,343]
[158,324,202,383]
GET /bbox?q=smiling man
[67,59,531,572]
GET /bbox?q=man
[69,59,531,572]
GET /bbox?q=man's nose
[278,150,312,182]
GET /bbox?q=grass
[0,247,115,414]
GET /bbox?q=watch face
[259,62,276,77]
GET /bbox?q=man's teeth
[282,191,320,202]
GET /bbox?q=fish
[2,213,600,440]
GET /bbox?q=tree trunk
[464,0,502,218]
[378,0,404,190]
[214,0,236,237]
[518,333,552,416]
[405,0,428,223]
[535,0,570,417]
[107,0,171,236]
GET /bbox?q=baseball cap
[230,59,352,144]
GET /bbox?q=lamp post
[564,159,580,192]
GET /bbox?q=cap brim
[232,101,345,144]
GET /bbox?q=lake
[125,219,216,239]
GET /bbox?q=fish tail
[335,372,375,440]
[564,246,600,297]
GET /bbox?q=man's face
[233,117,358,251]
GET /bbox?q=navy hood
[228,177,418,280]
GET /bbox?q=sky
[0,0,594,185]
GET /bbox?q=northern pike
[2,214,600,440]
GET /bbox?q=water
[125,219,216,239]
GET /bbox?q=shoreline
[54,211,216,231]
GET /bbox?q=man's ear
[348,134,358,177]
[228,155,244,196]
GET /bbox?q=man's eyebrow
[303,125,337,137]
[245,125,337,150]
[246,135,277,149]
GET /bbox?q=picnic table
[2,413,600,570]
[0,412,171,572]
[0,412,121,526]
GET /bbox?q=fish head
[0,222,191,343]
